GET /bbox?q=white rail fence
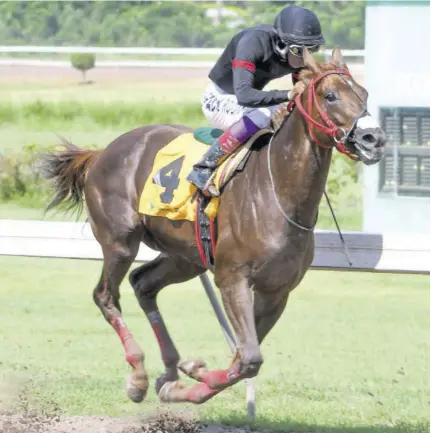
[0,219,428,274]
[0,46,365,56]
[0,46,364,68]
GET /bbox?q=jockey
[187,4,325,196]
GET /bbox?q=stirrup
[201,172,219,197]
[201,180,219,197]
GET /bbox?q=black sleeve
[232,33,289,108]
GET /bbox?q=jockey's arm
[232,33,290,108]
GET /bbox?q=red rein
[293,69,358,160]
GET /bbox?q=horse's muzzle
[353,126,387,165]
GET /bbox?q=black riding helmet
[273,5,325,59]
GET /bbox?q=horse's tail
[42,140,102,217]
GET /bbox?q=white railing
[0,46,364,57]
[0,220,428,274]
[0,46,364,68]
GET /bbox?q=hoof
[178,359,207,381]
[126,375,148,403]
[158,380,187,403]
[155,374,170,395]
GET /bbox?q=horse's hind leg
[89,205,148,403]
[129,254,205,394]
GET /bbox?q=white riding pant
[201,82,282,131]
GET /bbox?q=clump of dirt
[136,410,201,433]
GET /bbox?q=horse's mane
[298,61,340,81]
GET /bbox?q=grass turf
[0,256,428,432]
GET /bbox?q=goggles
[275,41,320,59]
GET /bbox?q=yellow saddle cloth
[138,130,270,222]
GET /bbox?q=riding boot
[187,116,261,196]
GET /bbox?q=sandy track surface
[0,380,265,433]
[0,413,265,433]
[0,65,209,84]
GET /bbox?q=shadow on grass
[203,415,430,433]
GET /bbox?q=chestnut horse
[42,49,386,406]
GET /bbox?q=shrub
[70,53,95,83]
[0,144,54,207]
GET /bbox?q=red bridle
[290,69,359,160]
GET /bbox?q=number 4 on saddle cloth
[139,126,271,222]
[138,126,272,269]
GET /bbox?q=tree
[70,53,95,83]
[0,1,366,49]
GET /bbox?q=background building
[363,0,430,233]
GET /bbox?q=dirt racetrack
[0,379,264,433]
[0,413,262,433]
[0,62,364,86]
[0,64,210,85]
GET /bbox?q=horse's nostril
[362,133,377,144]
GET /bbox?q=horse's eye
[324,92,337,102]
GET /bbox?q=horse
[42,48,386,406]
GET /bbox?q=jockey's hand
[288,81,307,100]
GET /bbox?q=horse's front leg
[160,274,262,404]
[253,289,290,344]
[179,289,290,383]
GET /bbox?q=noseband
[291,69,364,160]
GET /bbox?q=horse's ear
[303,47,320,75]
[332,46,347,69]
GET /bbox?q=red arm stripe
[232,60,256,72]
